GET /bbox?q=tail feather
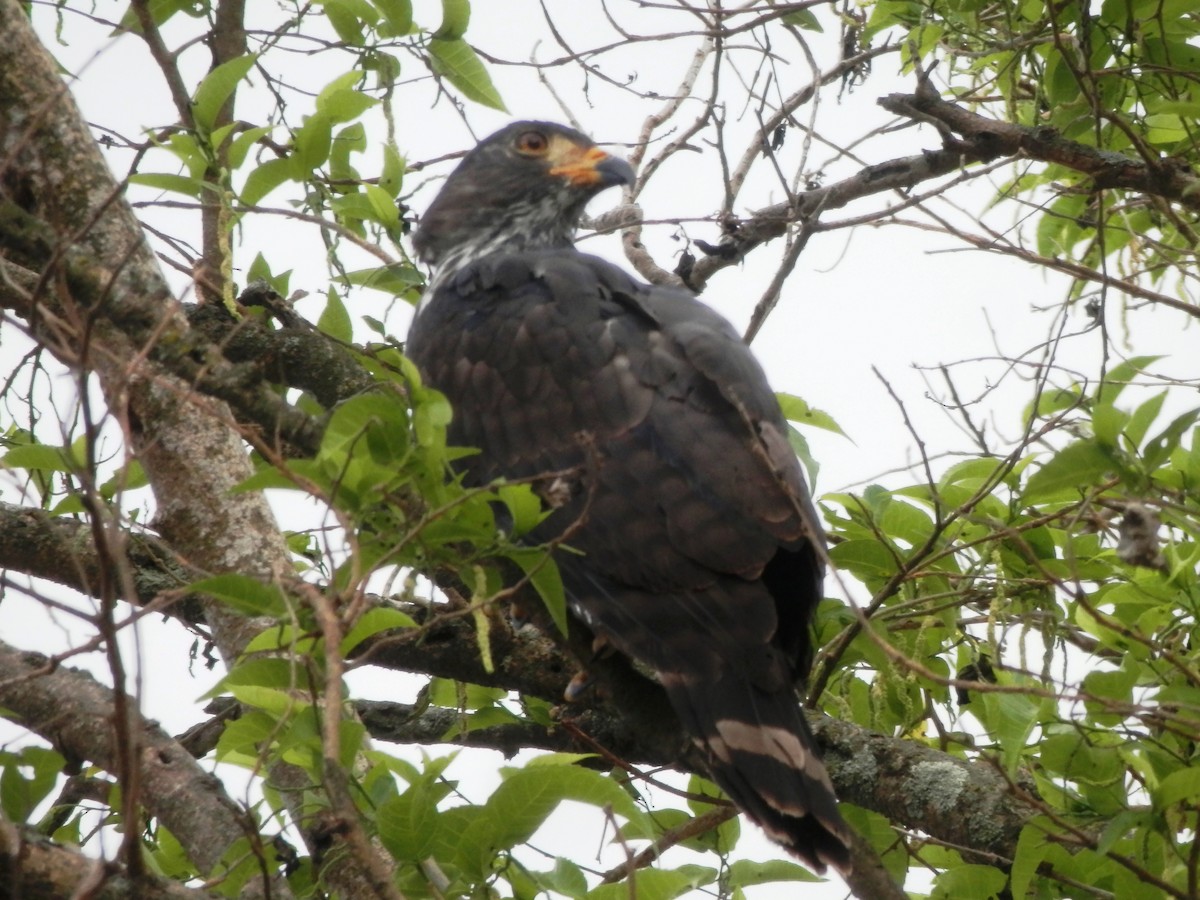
[662,672,852,875]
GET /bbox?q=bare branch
[879,74,1200,213]
[685,146,967,291]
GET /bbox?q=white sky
[5,1,1197,897]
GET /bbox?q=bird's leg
[508,596,532,629]
[563,633,617,701]
[564,669,595,702]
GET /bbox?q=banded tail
[662,670,853,875]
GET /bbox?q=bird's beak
[549,143,635,189]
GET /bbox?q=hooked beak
[549,144,635,189]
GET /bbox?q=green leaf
[495,483,546,536]
[116,0,201,36]
[1144,407,1200,469]
[341,607,416,655]
[1010,821,1053,900]
[1,747,64,822]
[243,623,317,656]
[227,125,272,169]
[2,444,73,472]
[128,172,205,198]
[879,499,933,546]
[322,0,366,44]
[1098,356,1162,404]
[525,752,599,768]
[1023,440,1115,501]
[193,54,257,133]
[235,465,301,493]
[533,858,589,898]
[380,144,406,196]
[1036,194,1086,257]
[246,251,291,296]
[507,548,567,634]
[1155,767,1200,808]
[364,183,401,230]
[1124,390,1167,450]
[776,392,848,437]
[335,263,424,295]
[412,385,452,447]
[828,539,897,579]
[241,157,296,205]
[1091,402,1128,448]
[216,712,277,763]
[434,0,470,38]
[682,774,740,851]
[786,424,819,491]
[377,0,413,34]
[840,804,907,884]
[317,287,353,342]
[220,657,298,692]
[322,392,412,462]
[485,765,648,851]
[429,38,506,111]
[319,88,377,124]
[330,123,367,184]
[977,690,1043,774]
[99,459,149,498]
[938,457,1005,486]
[1031,384,1084,418]
[429,678,505,711]
[192,573,288,617]
[587,868,716,900]
[931,864,1006,899]
[782,8,823,31]
[469,566,495,673]
[293,114,333,171]
[726,859,820,887]
[316,71,359,107]
[378,782,439,861]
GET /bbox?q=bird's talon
[591,633,614,658]
[564,670,595,701]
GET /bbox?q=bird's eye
[515,130,549,155]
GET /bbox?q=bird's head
[413,121,634,271]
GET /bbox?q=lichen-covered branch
[0,500,205,625]
[0,6,393,896]
[188,299,375,411]
[0,208,325,457]
[0,475,1040,880]
[357,607,1038,869]
[0,640,268,883]
[0,815,219,900]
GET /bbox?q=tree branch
[0,500,206,625]
[357,609,1036,869]
[0,815,219,900]
[0,225,326,457]
[0,489,1038,882]
[878,73,1200,213]
[0,640,273,885]
[187,298,375,410]
[639,68,1200,300]
[630,145,968,293]
[0,9,396,896]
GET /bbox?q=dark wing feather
[406,249,851,873]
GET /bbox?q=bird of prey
[406,121,852,874]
